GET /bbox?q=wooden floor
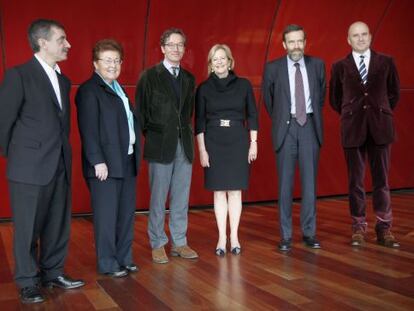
[0,191,413,310]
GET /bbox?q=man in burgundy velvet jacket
[329,21,400,248]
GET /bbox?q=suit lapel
[32,57,63,111]
[282,58,291,106]
[304,56,315,106]
[179,71,189,112]
[345,53,363,84]
[157,63,176,102]
[57,72,69,114]
[366,50,378,86]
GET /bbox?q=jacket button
[287,120,290,124]
[363,105,367,109]
[364,93,368,96]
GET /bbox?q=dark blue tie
[359,55,367,84]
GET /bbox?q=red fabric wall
[1,0,413,217]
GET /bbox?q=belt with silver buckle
[207,119,244,127]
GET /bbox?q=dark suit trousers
[276,117,320,239]
[87,155,137,273]
[9,154,70,288]
[344,136,392,234]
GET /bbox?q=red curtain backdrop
[1,0,413,217]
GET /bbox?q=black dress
[195,72,258,190]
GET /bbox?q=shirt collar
[34,53,61,74]
[352,48,371,61]
[287,55,305,68]
[163,59,180,72]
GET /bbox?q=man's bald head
[347,21,371,53]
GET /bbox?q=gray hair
[28,19,65,52]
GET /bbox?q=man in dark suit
[0,19,84,304]
[262,24,326,252]
[136,28,198,263]
[329,21,400,248]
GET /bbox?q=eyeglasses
[98,58,123,65]
[164,43,185,50]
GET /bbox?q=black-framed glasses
[98,58,123,65]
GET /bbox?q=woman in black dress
[195,44,258,256]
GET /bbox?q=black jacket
[75,73,141,178]
[0,57,72,185]
[136,63,195,163]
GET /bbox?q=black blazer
[0,57,72,185]
[262,55,326,151]
[136,63,195,163]
[75,73,141,178]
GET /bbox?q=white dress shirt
[287,56,313,114]
[35,54,62,109]
[352,49,371,72]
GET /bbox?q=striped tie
[359,55,367,84]
[172,66,179,78]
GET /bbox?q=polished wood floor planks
[0,191,413,310]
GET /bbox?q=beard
[288,49,304,62]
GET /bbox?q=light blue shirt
[287,56,313,114]
[98,73,136,155]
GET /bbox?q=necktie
[172,66,179,78]
[294,63,306,126]
[359,55,367,84]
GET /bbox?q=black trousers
[9,155,70,288]
[87,154,137,273]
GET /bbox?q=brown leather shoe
[171,245,199,259]
[152,246,169,264]
[351,231,365,246]
[377,231,400,248]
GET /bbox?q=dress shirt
[35,53,62,108]
[163,59,180,76]
[352,49,371,73]
[287,56,312,114]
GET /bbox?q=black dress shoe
[105,269,128,278]
[231,247,241,255]
[278,239,292,252]
[20,286,45,304]
[43,275,85,289]
[215,248,226,257]
[303,236,321,249]
[122,264,139,273]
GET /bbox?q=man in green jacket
[136,28,198,264]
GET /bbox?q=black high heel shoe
[215,248,226,257]
[231,246,241,255]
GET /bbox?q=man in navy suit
[262,24,326,252]
[330,21,400,248]
[0,19,84,304]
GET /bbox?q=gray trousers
[276,118,320,239]
[148,140,192,249]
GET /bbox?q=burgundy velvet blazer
[329,50,400,148]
